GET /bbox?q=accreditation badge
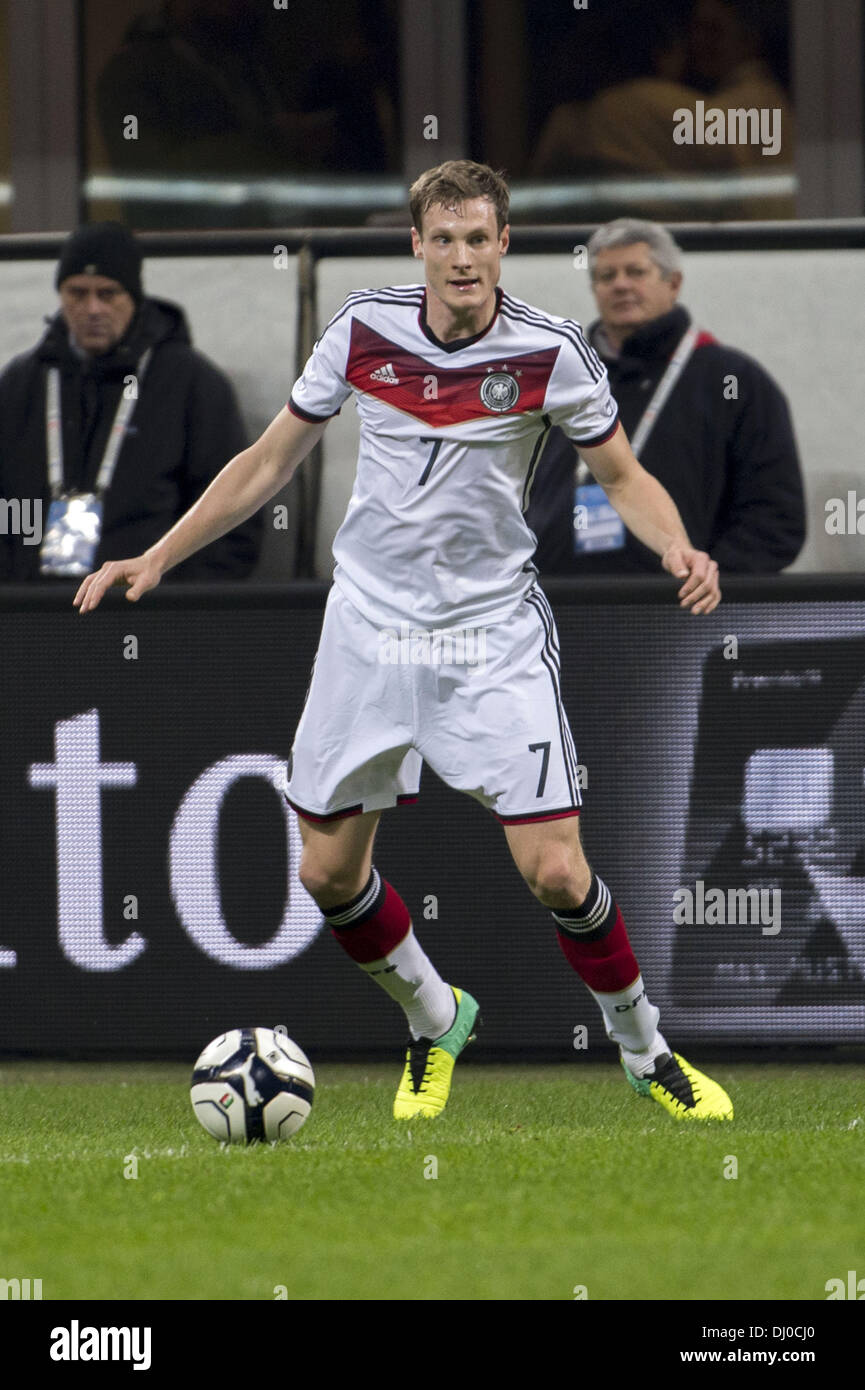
[573,481,625,554]
[39,492,104,576]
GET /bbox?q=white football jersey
[289,284,619,628]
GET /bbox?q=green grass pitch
[1,1060,862,1302]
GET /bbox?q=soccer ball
[190,1028,315,1143]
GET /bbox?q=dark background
[2,579,864,1059]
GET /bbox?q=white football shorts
[283,582,582,824]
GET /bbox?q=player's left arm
[579,423,721,614]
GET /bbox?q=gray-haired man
[526,218,805,575]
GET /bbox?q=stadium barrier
[2,221,865,578]
[2,575,864,1059]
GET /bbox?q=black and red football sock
[553,872,662,1055]
[325,868,455,1040]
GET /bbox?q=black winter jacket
[0,297,262,580]
[525,305,806,575]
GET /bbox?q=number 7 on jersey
[418,437,443,486]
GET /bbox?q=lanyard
[45,347,152,499]
[578,324,701,483]
[629,324,700,456]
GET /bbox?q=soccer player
[75,161,733,1123]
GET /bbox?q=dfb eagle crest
[479,372,520,412]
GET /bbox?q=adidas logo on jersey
[370,362,401,385]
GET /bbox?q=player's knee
[521,852,568,901]
[297,856,364,909]
[522,847,590,906]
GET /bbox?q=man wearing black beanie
[0,222,262,580]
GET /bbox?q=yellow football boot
[621,1050,733,1121]
[393,987,480,1119]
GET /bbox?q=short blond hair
[410,160,510,236]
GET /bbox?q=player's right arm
[74,407,327,612]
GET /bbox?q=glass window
[469,0,794,222]
[82,0,402,229]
